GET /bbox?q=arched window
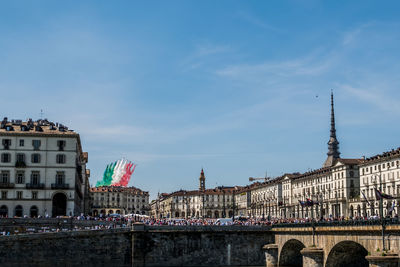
[52,193,67,217]
[15,205,23,217]
[30,206,38,217]
[0,205,8,217]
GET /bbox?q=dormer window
[5,125,14,131]
[32,140,41,150]
[35,125,43,132]
[2,139,11,150]
[57,140,66,151]
[20,125,29,131]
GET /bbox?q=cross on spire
[323,91,340,167]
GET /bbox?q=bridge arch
[279,239,305,267]
[325,240,368,267]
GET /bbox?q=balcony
[0,182,15,189]
[26,183,45,189]
[15,161,26,168]
[51,183,70,189]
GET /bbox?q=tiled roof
[361,147,400,165]
[338,158,363,165]
[0,118,77,136]
[90,186,149,195]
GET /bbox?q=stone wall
[132,225,273,267]
[0,229,132,267]
[0,225,273,267]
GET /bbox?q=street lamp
[373,169,386,251]
[262,194,265,220]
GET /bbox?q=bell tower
[199,169,205,191]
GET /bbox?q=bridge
[267,221,400,267]
[1,220,400,267]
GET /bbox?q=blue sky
[1,1,400,199]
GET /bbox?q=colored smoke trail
[95,159,136,187]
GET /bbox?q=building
[0,118,89,217]
[244,92,363,219]
[248,177,283,219]
[234,185,252,217]
[151,169,238,219]
[148,92,400,220]
[276,93,362,219]
[351,148,400,217]
[90,186,149,216]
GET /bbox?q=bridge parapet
[274,225,400,267]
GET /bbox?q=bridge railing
[272,218,400,228]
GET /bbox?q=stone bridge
[266,224,400,267]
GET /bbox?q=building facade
[149,93,400,220]
[0,118,89,217]
[90,186,150,216]
[151,170,238,219]
[350,149,400,218]
[249,177,283,219]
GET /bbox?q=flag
[299,199,318,207]
[361,190,371,206]
[375,188,394,200]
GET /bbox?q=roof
[90,186,149,195]
[360,147,400,165]
[337,158,363,165]
[0,118,78,137]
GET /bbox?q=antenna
[40,109,44,119]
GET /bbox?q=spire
[323,91,340,167]
[199,168,205,191]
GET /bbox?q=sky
[1,1,400,199]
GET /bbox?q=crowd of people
[1,214,399,236]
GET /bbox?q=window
[1,171,9,183]
[1,191,7,199]
[31,171,40,185]
[31,153,41,163]
[16,171,24,184]
[1,153,11,163]
[56,172,65,185]
[19,139,24,147]
[16,153,25,162]
[349,171,354,178]
[32,191,38,200]
[16,191,23,199]
[32,140,41,150]
[2,139,11,149]
[56,154,66,164]
[57,140,66,151]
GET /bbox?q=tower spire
[323,91,340,167]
